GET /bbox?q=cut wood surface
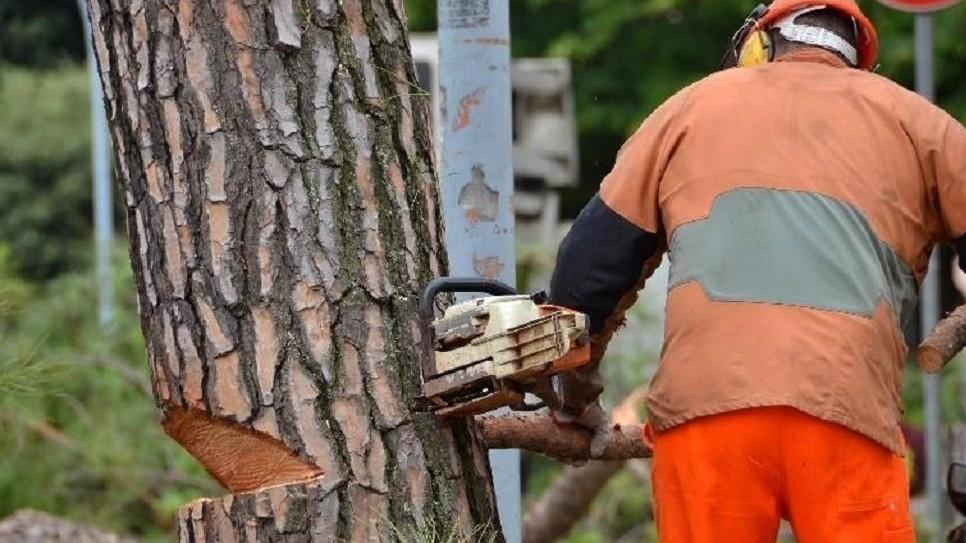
[916,304,966,373]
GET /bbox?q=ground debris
[0,510,136,543]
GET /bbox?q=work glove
[551,400,611,459]
[551,363,610,458]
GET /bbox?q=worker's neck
[775,47,849,68]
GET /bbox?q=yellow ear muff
[737,29,772,67]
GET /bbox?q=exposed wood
[916,304,966,373]
[84,0,502,539]
[163,407,323,493]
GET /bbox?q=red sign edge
[876,0,962,13]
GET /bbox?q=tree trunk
[84,0,502,539]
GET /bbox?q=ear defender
[737,28,773,67]
[719,3,771,70]
[724,2,875,71]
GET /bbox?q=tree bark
[84,0,502,539]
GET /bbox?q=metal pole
[78,0,114,329]
[437,1,520,540]
[916,12,945,541]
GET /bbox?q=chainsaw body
[417,278,590,417]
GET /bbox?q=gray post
[437,1,521,540]
[916,12,945,542]
[79,1,114,329]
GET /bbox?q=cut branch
[479,413,651,462]
[916,304,966,373]
[480,414,648,461]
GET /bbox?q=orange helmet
[757,0,879,69]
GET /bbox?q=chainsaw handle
[418,277,517,322]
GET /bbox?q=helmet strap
[773,5,859,66]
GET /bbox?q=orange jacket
[551,49,965,453]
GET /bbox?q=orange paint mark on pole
[473,255,505,280]
[453,88,485,132]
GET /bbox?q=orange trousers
[650,407,914,543]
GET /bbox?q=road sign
[876,0,960,12]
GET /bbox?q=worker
[548,1,965,541]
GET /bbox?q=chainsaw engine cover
[420,294,589,417]
[432,295,538,372]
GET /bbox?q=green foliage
[0,245,216,541]
[0,64,111,280]
[0,0,86,67]
[565,470,653,541]
[902,352,966,426]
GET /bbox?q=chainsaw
[414,277,591,417]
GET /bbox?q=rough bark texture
[84,0,501,539]
[917,304,966,373]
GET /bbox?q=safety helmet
[734,0,879,70]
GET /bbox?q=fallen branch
[523,461,623,543]
[916,304,966,373]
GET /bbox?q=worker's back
[600,49,965,452]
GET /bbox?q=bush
[0,244,216,541]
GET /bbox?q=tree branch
[916,304,966,373]
[479,413,651,462]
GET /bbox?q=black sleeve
[549,194,659,333]
[958,235,966,274]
